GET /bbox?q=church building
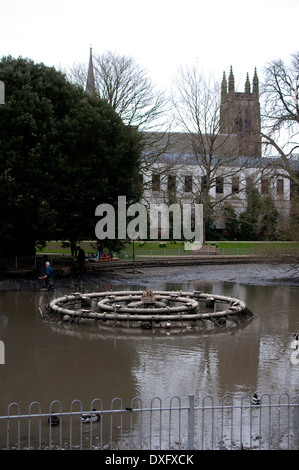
[220,67,261,159]
[85,51,291,237]
[141,67,290,236]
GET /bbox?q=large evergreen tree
[0,56,142,255]
[260,195,279,240]
[239,188,263,240]
[223,203,239,239]
[239,188,279,240]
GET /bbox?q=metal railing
[2,244,299,272]
[0,393,298,450]
[119,246,299,258]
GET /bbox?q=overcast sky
[1,0,298,91]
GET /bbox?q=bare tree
[259,53,299,245]
[170,64,263,242]
[261,52,299,185]
[68,50,174,206]
[69,50,169,131]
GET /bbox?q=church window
[184,175,192,193]
[138,173,143,188]
[277,179,284,195]
[168,175,176,193]
[235,116,242,132]
[216,177,224,194]
[152,174,160,192]
[201,175,207,193]
[261,178,269,195]
[245,108,252,128]
[232,177,239,193]
[246,177,254,194]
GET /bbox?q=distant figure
[77,246,85,273]
[71,240,77,258]
[97,242,103,259]
[39,261,54,291]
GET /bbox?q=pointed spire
[228,66,234,94]
[245,72,251,94]
[252,67,259,97]
[86,46,96,95]
[221,71,227,101]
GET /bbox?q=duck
[81,409,101,423]
[252,393,260,405]
[140,321,152,330]
[48,413,60,426]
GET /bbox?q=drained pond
[0,262,298,449]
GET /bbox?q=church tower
[86,46,96,95]
[220,67,261,159]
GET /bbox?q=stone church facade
[220,67,261,159]
[141,68,291,235]
[84,51,291,236]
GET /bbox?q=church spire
[228,66,234,94]
[252,67,259,98]
[221,71,227,102]
[86,46,96,95]
[245,72,251,94]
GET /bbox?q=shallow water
[0,265,298,448]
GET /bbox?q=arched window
[245,108,252,128]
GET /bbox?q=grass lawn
[36,240,299,257]
[216,241,299,255]
[36,241,97,255]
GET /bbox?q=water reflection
[0,278,298,422]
